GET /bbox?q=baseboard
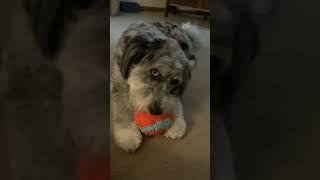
[169,3,210,13]
[141,6,166,12]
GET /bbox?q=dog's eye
[150,68,160,77]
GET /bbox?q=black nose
[148,103,162,115]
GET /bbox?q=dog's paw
[114,124,142,152]
[165,118,186,139]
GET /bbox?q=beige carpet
[110,11,210,180]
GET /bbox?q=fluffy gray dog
[111,21,200,152]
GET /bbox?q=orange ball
[134,112,175,136]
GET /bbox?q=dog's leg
[165,101,187,139]
[111,94,142,152]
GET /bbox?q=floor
[110,11,210,180]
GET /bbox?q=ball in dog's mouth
[134,111,175,136]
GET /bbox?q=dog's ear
[117,35,166,79]
[181,22,204,49]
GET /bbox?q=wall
[122,0,166,8]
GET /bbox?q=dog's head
[115,22,192,115]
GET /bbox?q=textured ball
[134,112,175,136]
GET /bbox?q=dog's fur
[111,22,199,152]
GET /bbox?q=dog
[111,21,200,152]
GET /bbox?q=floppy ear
[117,35,165,79]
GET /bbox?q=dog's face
[127,40,191,115]
[115,23,192,115]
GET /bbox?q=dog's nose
[148,103,162,115]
